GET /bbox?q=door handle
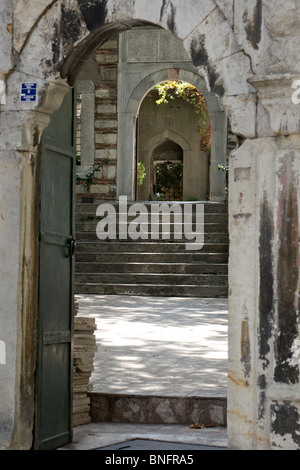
[65,238,76,257]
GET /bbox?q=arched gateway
[1,0,300,450]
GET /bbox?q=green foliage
[217,163,229,173]
[154,81,208,135]
[155,162,183,201]
[76,158,109,191]
[137,162,146,186]
[217,157,229,196]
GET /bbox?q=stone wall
[74,26,227,203]
[73,310,97,427]
[76,37,118,202]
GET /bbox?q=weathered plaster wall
[0,0,299,450]
[0,1,13,82]
[0,150,21,448]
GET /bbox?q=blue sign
[20,83,37,102]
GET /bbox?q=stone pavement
[76,295,228,397]
[60,422,227,450]
[61,295,228,450]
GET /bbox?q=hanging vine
[154,81,209,136]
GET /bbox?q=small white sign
[0,80,6,105]
[0,340,5,365]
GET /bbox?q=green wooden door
[36,88,76,450]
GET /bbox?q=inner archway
[117,62,227,202]
[135,81,212,201]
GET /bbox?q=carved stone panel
[159,30,190,62]
[126,29,190,63]
[127,30,159,62]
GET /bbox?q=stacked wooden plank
[73,308,97,427]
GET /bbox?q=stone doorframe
[75,80,95,178]
[142,129,190,201]
[117,67,227,202]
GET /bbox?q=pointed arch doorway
[137,129,192,201]
[152,139,184,201]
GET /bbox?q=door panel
[36,88,75,450]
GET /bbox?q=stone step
[76,202,228,214]
[75,231,229,243]
[75,225,228,238]
[75,201,228,298]
[75,251,228,264]
[75,242,229,253]
[75,241,228,252]
[75,250,229,263]
[76,213,229,225]
[89,392,227,426]
[75,273,228,286]
[75,283,228,297]
[76,262,228,274]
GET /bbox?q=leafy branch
[154,81,209,135]
[218,157,229,196]
[76,158,109,191]
[137,162,146,186]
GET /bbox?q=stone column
[0,121,41,448]
[76,80,95,177]
[117,111,136,200]
[209,111,227,202]
[0,77,69,449]
[0,143,23,448]
[227,74,300,450]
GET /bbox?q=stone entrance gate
[0,0,299,450]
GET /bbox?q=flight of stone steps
[75,201,228,297]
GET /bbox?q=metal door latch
[65,237,76,257]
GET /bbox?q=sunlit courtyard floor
[76,295,228,398]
